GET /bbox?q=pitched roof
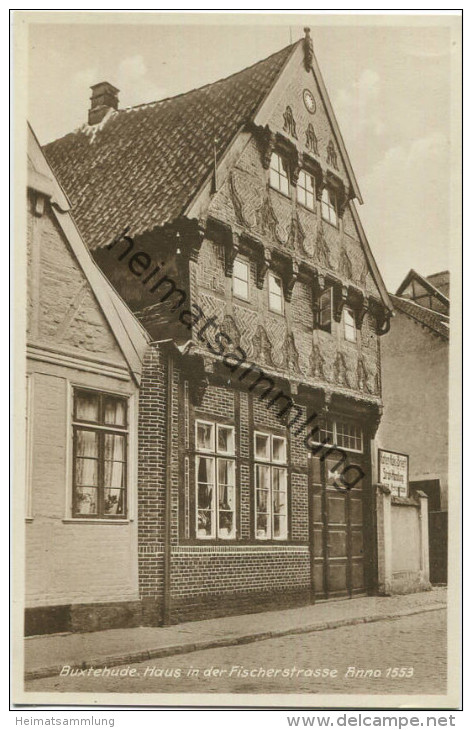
[43,42,296,251]
[396,268,450,307]
[390,294,449,341]
[426,271,450,298]
[28,123,150,383]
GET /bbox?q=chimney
[88,82,120,125]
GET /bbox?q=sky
[26,14,459,292]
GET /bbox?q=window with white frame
[343,307,357,342]
[268,272,284,314]
[296,169,316,210]
[72,389,128,518]
[321,187,338,226]
[317,287,333,333]
[233,258,249,300]
[196,420,236,539]
[269,152,290,196]
[254,432,288,540]
[309,418,363,453]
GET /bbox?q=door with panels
[309,418,374,599]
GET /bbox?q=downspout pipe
[163,349,174,626]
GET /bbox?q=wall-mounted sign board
[378,449,409,498]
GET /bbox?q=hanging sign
[378,449,409,497]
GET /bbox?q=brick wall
[198,130,382,399]
[136,348,313,623]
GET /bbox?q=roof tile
[391,294,449,340]
[44,43,295,250]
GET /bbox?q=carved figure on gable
[327,140,339,170]
[305,123,319,155]
[357,357,372,393]
[221,314,241,349]
[315,224,333,269]
[258,194,286,244]
[283,106,298,138]
[333,352,351,388]
[286,212,306,253]
[229,169,262,229]
[339,248,353,281]
[309,343,326,380]
[282,333,301,373]
[251,325,275,367]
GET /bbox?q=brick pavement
[24,587,446,681]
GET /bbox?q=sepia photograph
[12,10,461,710]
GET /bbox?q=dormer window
[296,169,315,210]
[317,287,333,333]
[269,152,289,196]
[268,272,284,314]
[321,187,338,227]
[232,258,249,300]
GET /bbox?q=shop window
[296,169,316,210]
[233,258,249,300]
[196,420,236,539]
[317,287,333,333]
[72,389,128,518]
[268,272,284,314]
[343,307,357,342]
[254,432,288,540]
[321,187,338,227]
[269,152,290,196]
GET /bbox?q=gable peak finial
[303,27,314,71]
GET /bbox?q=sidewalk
[25,588,447,681]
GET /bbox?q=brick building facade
[44,30,395,625]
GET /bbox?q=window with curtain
[196,420,236,539]
[73,389,128,518]
[254,431,288,540]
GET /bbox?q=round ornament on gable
[303,89,316,114]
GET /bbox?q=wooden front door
[309,448,374,599]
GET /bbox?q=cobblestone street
[25,608,446,696]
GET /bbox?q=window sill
[268,307,285,317]
[297,200,316,214]
[269,185,291,201]
[233,292,251,304]
[321,217,339,230]
[62,518,132,524]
